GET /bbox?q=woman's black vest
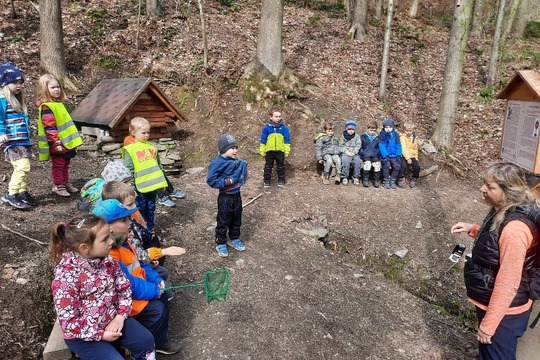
[464,206,540,307]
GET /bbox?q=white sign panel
[501,100,540,172]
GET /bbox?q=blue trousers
[215,192,242,245]
[341,154,361,179]
[476,307,530,360]
[134,298,170,346]
[65,317,155,360]
[136,190,157,231]
[382,157,401,179]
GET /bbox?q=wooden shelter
[496,70,540,173]
[71,78,186,140]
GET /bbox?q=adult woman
[451,162,540,359]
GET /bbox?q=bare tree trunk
[10,0,17,18]
[379,0,394,102]
[39,0,75,90]
[197,0,208,70]
[501,0,521,43]
[431,0,474,151]
[409,0,419,17]
[146,0,161,15]
[486,0,506,88]
[471,0,484,37]
[375,0,383,19]
[254,0,283,77]
[348,0,369,40]
[512,0,529,37]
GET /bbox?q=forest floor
[1,0,540,359]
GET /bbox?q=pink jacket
[51,252,132,341]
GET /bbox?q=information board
[501,100,540,172]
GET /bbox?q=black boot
[362,177,369,187]
[373,176,380,188]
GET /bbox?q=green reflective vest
[122,141,167,193]
[37,102,83,161]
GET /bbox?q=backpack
[77,178,105,211]
[313,132,326,143]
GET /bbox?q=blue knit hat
[0,62,24,87]
[382,117,395,128]
[218,133,238,153]
[345,120,356,130]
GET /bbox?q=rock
[296,228,329,240]
[415,221,422,229]
[394,249,409,258]
[15,278,28,285]
[235,259,245,268]
[159,156,175,165]
[78,144,99,151]
[166,152,183,161]
[418,140,437,154]
[87,151,105,158]
[285,275,293,281]
[159,137,173,142]
[186,167,205,175]
[155,144,167,151]
[420,165,439,177]
[101,143,122,152]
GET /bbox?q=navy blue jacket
[360,132,381,159]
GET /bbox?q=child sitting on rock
[315,121,341,185]
[338,120,362,186]
[397,122,421,188]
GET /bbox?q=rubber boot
[396,178,406,188]
[373,176,380,188]
[383,177,391,189]
[362,176,369,187]
[390,178,397,190]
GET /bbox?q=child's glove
[260,151,266,156]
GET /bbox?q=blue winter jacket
[378,129,402,159]
[206,154,248,194]
[360,132,381,159]
[117,241,162,301]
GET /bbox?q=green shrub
[11,35,26,43]
[479,87,494,99]
[410,54,419,64]
[94,56,120,69]
[370,19,382,27]
[525,21,540,38]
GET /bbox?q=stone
[420,165,439,177]
[155,144,167,151]
[415,221,422,229]
[159,137,173,142]
[159,156,175,165]
[78,144,99,151]
[166,152,182,161]
[394,249,409,259]
[101,143,122,152]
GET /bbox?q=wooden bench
[43,320,131,360]
[43,320,76,360]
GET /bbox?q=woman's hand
[450,222,473,234]
[161,246,187,256]
[477,328,492,344]
[158,280,165,296]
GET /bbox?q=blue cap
[0,62,24,87]
[92,199,137,223]
[383,117,395,128]
[345,120,356,130]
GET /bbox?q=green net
[163,268,230,303]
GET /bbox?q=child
[206,133,248,257]
[78,160,133,211]
[101,180,187,300]
[315,122,341,185]
[124,134,185,208]
[49,214,156,359]
[122,117,168,231]
[338,120,362,186]
[360,120,382,188]
[259,108,291,188]
[378,117,402,189]
[397,122,421,188]
[92,199,181,355]
[37,74,83,197]
[0,62,38,210]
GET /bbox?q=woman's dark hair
[49,214,105,266]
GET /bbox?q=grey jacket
[315,134,340,160]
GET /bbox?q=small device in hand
[449,244,466,263]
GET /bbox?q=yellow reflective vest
[122,141,167,193]
[37,102,83,161]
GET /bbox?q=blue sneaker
[216,244,229,257]
[169,189,186,199]
[227,239,245,251]
[158,195,176,207]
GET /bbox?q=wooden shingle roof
[497,70,540,101]
[71,77,185,128]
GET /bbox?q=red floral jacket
[51,251,132,341]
